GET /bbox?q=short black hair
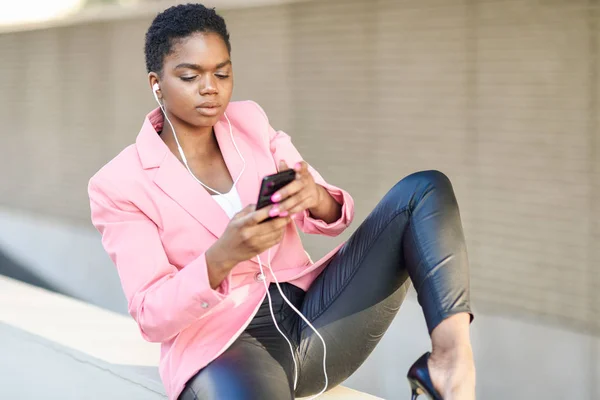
[144,3,231,75]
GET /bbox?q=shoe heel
[406,352,443,400]
[408,379,421,400]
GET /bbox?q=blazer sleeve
[88,177,230,343]
[250,101,354,236]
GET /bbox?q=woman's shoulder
[225,100,270,128]
[88,144,144,201]
[225,100,276,151]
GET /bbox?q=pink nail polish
[269,207,279,217]
[279,211,289,217]
[271,193,281,202]
[294,162,301,170]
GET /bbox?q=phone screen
[256,169,296,211]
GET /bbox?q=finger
[240,217,288,253]
[251,228,281,247]
[234,204,256,218]
[231,204,256,223]
[294,161,309,174]
[248,216,290,238]
[247,223,288,251]
[295,165,314,183]
[256,215,291,233]
[271,179,304,203]
[257,223,288,245]
[278,160,289,172]
[277,192,310,215]
[264,230,286,249]
[258,223,289,249]
[241,204,277,226]
[286,198,315,215]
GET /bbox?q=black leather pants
[180,170,473,400]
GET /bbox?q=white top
[211,186,243,219]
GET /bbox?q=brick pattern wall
[591,0,600,330]
[472,0,594,327]
[0,0,598,331]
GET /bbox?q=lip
[197,102,220,108]
[195,103,221,116]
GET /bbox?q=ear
[148,72,161,99]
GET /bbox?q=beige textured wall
[0,0,598,332]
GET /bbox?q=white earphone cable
[152,86,327,398]
[257,250,329,399]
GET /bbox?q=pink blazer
[88,101,355,399]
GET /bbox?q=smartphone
[256,169,296,219]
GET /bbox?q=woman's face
[151,32,233,129]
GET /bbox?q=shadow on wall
[0,247,64,295]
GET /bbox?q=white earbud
[152,83,162,106]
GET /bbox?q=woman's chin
[186,112,222,128]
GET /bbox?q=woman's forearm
[307,185,342,224]
[205,245,236,290]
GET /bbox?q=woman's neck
[161,118,219,161]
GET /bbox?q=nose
[199,74,218,95]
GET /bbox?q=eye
[180,76,197,82]
[215,73,230,79]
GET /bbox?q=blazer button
[255,272,266,282]
[201,301,209,309]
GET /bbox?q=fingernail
[269,207,279,217]
[294,162,301,170]
[271,193,281,202]
[279,211,289,217]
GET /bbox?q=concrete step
[0,275,382,399]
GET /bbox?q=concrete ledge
[0,276,381,399]
[0,275,159,366]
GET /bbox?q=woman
[88,4,475,400]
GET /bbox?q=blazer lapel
[153,154,231,238]
[214,117,259,209]
[136,109,231,238]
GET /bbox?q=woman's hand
[205,204,291,288]
[271,160,342,223]
[270,161,324,217]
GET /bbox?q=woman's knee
[400,169,452,190]
[384,170,453,205]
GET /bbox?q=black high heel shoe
[406,352,443,400]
